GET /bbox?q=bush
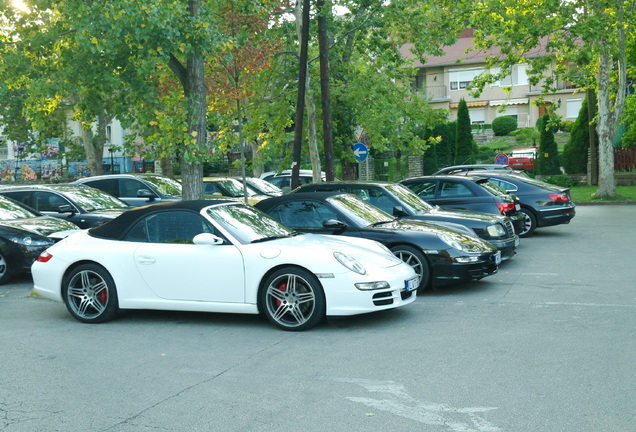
[492,116,518,136]
[542,174,579,188]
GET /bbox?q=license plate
[515,236,520,247]
[404,277,419,292]
[494,251,502,265]
[515,204,520,211]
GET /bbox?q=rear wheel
[390,245,431,291]
[62,263,119,323]
[0,251,15,285]
[519,208,537,237]
[260,268,325,331]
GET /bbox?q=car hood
[370,219,496,253]
[425,207,504,226]
[0,216,79,236]
[262,233,405,269]
[85,208,130,218]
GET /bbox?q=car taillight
[549,192,570,203]
[37,252,53,263]
[496,202,516,215]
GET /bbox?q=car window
[365,188,395,214]
[267,177,291,189]
[489,179,517,192]
[439,181,474,197]
[35,192,70,212]
[267,200,337,229]
[82,179,118,197]
[0,191,33,208]
[124,211,214,244]
[120,179,149,198]
[406,181,436,198]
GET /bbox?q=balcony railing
[415,85,448,100]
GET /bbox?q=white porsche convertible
[31,200,418,331]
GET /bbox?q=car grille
[504,220,515,237]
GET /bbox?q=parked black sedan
[0,184,131,229]
[0,195,79,284]
[457,172,576,237]
[399,175,525,233]
[294,181,519,260]
[255,192,501,290]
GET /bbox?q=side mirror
[137,189,155,200]
[193,233,224,245]
[57,204,75,214]
[392,206,409,217]
[323,219,347,230]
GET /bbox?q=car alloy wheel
[519,208,537,238]
[390,245,431,291]
[261,268,325,331]
[62,263,119,323]
[0,252,13,285]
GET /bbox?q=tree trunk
[81,125,101,176]
[291,0,311,189]
[317,0,335,181]
[177,0,206,201]
[595,45,616,198]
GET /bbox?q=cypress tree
[455,99,474,164]
[562,95,597,174]
[538,114,561,175]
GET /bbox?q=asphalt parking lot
[1,204,635,432]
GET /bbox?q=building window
[469,108,486,124]
[491,64,529,87]
[449,68,484,91]
[566,98,583,119]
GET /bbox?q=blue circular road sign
[353,142,368,163]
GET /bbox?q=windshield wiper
[368,220,395,227]
[250,231,302,243]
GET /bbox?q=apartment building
[400,29,583,128]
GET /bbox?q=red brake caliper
[276,283,287,307]
[100,290,108,304]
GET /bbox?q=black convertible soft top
[89,199,237,240]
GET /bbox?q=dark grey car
[72,173,182,207]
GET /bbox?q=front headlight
[334,251,367,275]
[7,236,53,247]
[485,223,506,237]
[437,233,468,252]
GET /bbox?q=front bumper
[428,252,499,285]
[487,235,519,261]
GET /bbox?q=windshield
[218,179,258,197]
[60,187,128,211]
[384,184,434,214]
[0,196,38,220]
[246,178,281,194]
[206,203,293,244]
[141,175,182,196]
[327,194,393,226]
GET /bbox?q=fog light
[454,256,480,263]
[355,281,390,291]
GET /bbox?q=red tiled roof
[400,35,551,68]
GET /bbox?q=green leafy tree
[563,95,597,173]
[391,0,634,198]
[455,98,474,164]
[538,114,560,175]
